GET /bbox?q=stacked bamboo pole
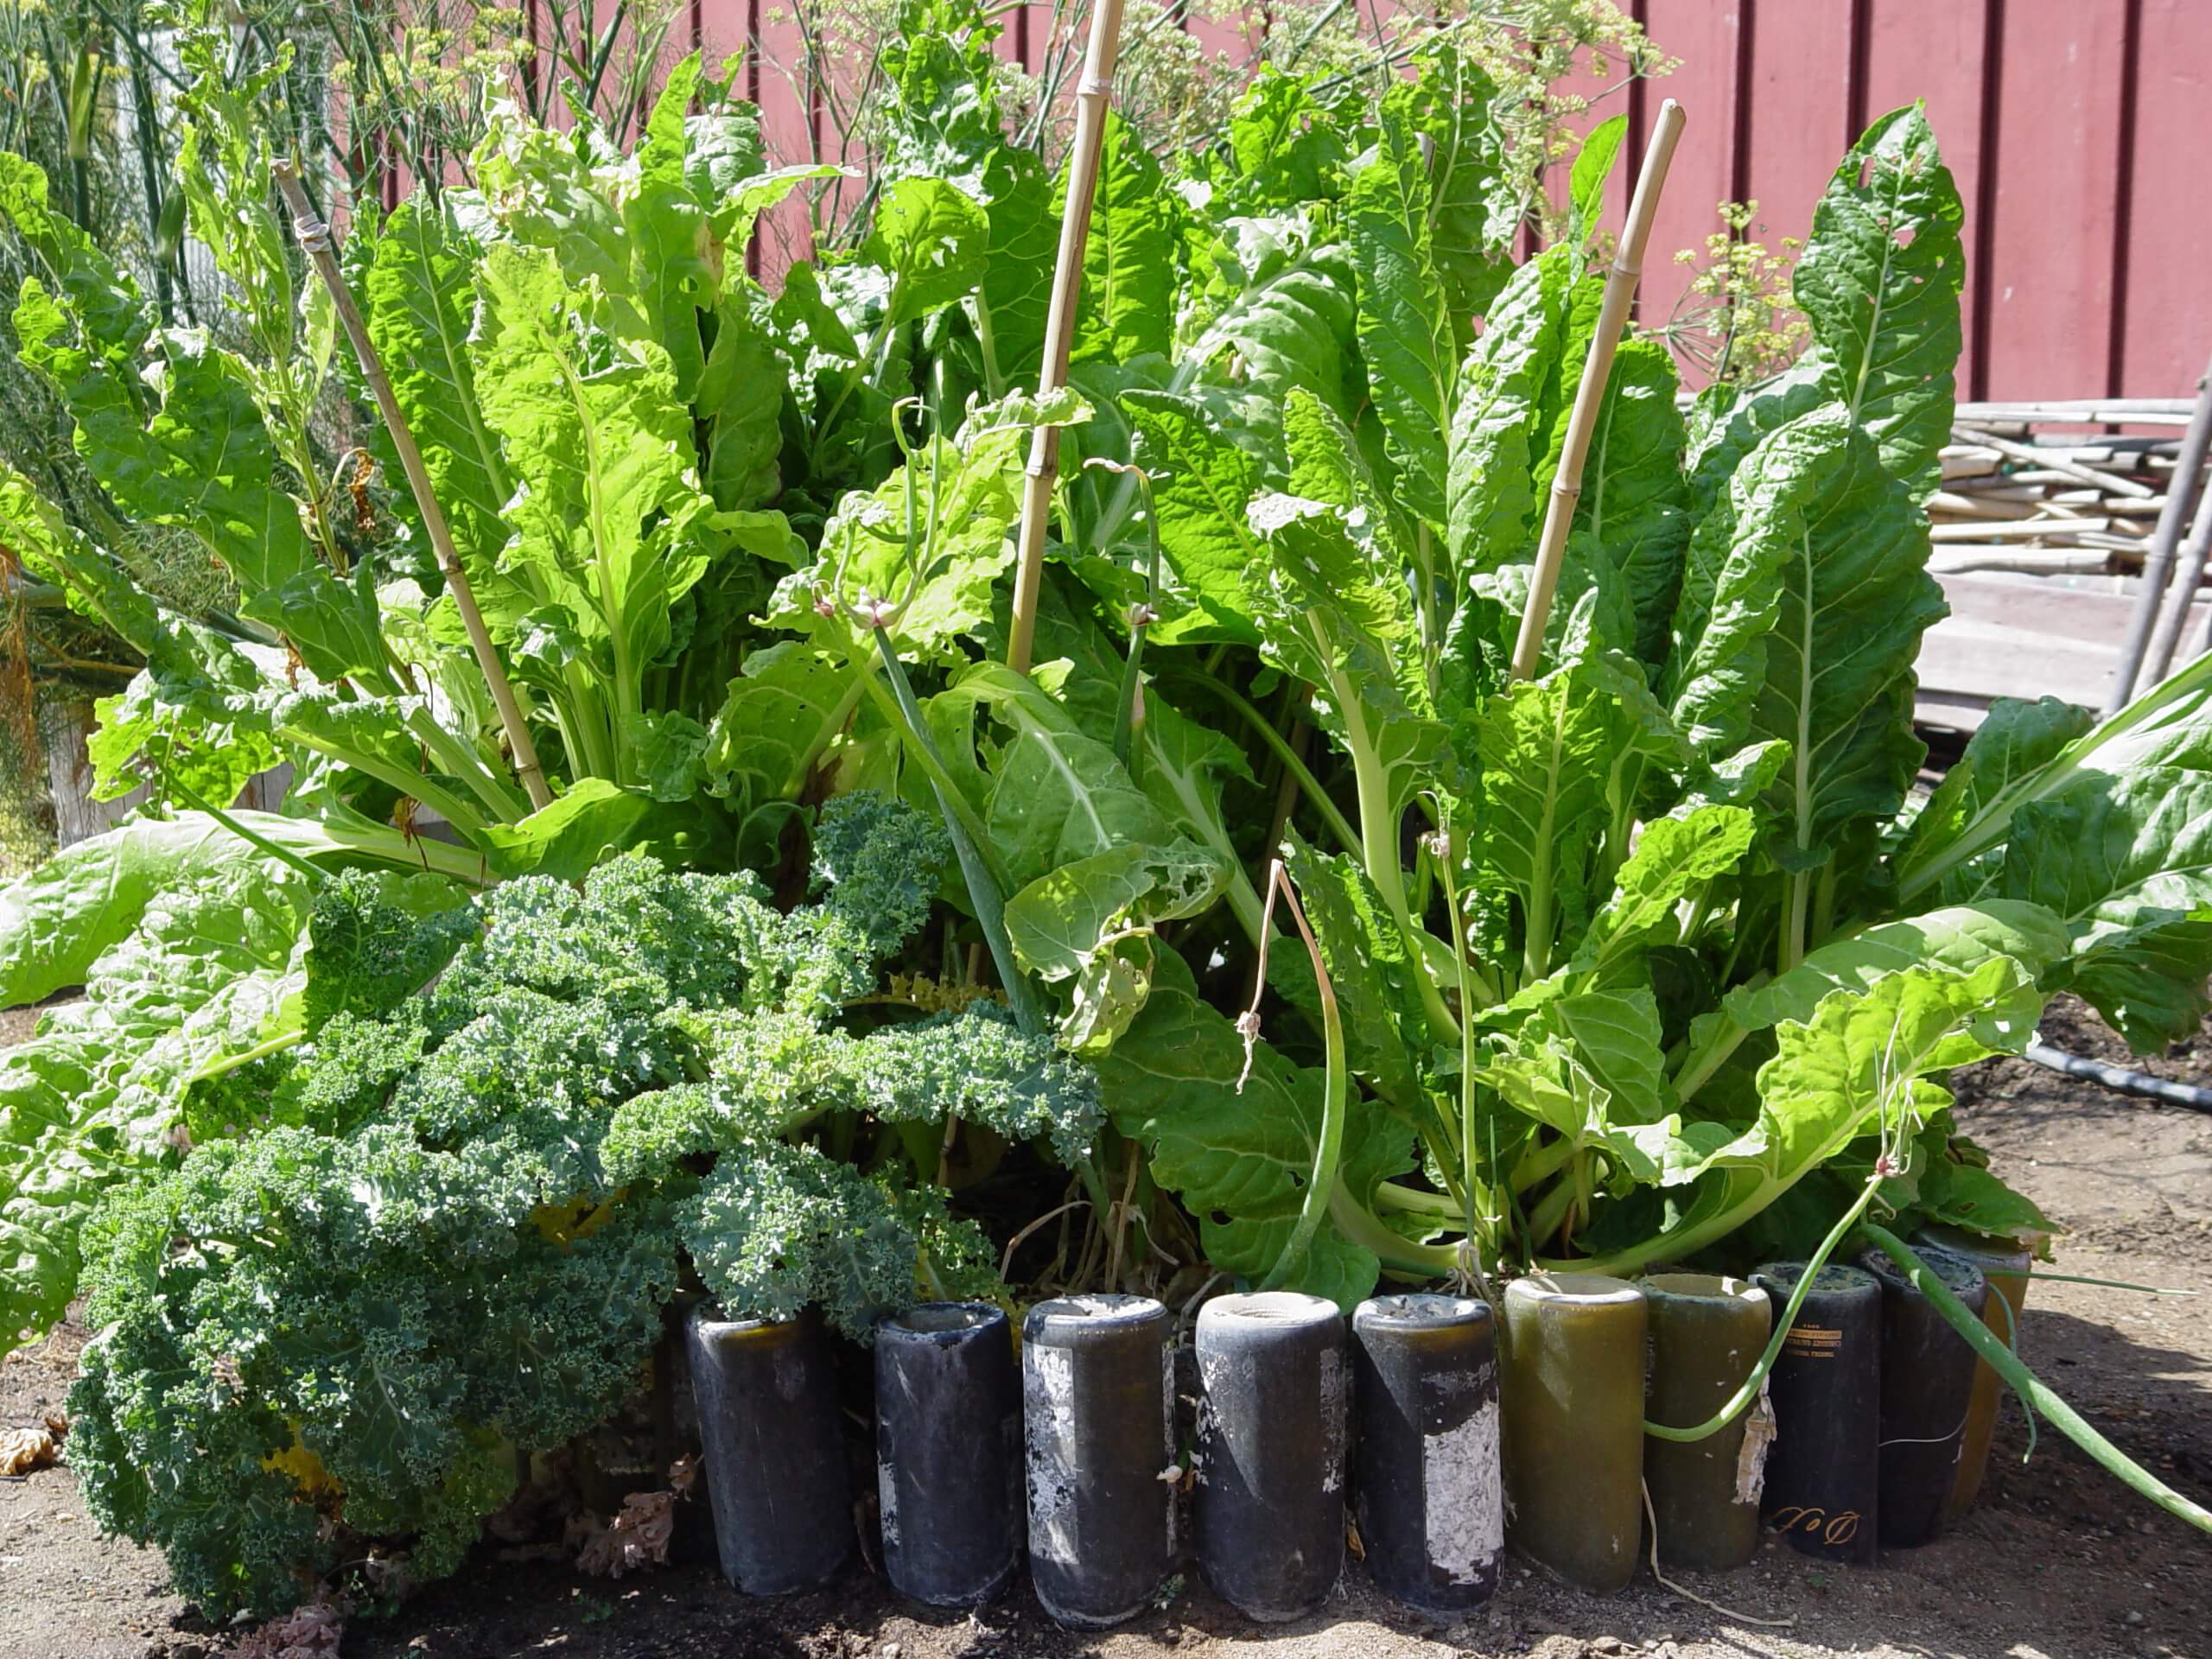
[1927,404,2195,582]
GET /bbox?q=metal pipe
[2105,348,2212,713]
[2141,477,2212,686]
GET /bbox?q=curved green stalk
[1374,1180,1459,1216]
[868,634,1043,1038]
[165,777,327,886]
[1862,1224,2212,1536]
[1327,1179,1462,1278]
[1643,1167,1884,1442]
[1322,648,1459,1044]
[1166,670,1361,856]
[1427,815,1494,1254]
[1258,863,1351,1292]
[193,1026,309,1082]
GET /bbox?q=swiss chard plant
[1012,88,2212,1313]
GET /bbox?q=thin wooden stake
[1006,0,1128,677]
[271,162,555,812]
[1510,99,1686,682]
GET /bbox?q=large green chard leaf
[1892,650,2212,908]
[1243,495,1452,826]
[1666,408,1945,869]
[472,243,715,720]
[472,102,639,329]
[360,196,520,607]
[1023,581,1256,922]
[1485,988,1739,1192]
[929,664,1172,893]
[974,144,1058,393]
[1568,116,1626,243]
[1074,109,1179,367]
[475,779,725,880]
[1397,40,1514,322]
[768,391,1077,664]
[1465,658,1681,979]
[1571,957,2037,1274]
[1217,69,1353,217]
[1003,837,1228,1053]
[1349,93,1458,524]
[622,56,717,397]
[1722,900,2069,1061]
[696,278,788,512]
[1097,956,1416,1311]
[1121,391,1266,644]
[2001,770,2212,1052]
[1795,105,1965,497]
[1444,247,1581,575]
[872,0,1052,387]
[702,643,859,815]
[0,810,491,1012]
[1578,339,1690,668]
[1,863,315,1351]
[1187,240,1363,429]
[1891,696,2096,902]
[874,0,1010,195]
[1573,804,1756,976]
[864,175,992,327]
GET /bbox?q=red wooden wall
[685,0,2212,399]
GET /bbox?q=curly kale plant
[67,795,1101,1619]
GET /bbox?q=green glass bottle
[1641,1274,1771,1572]
[1501,1274,1645,1593]
[1915,1224,2036,1521]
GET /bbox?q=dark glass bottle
[1022,1294,1174,1628]
[1749,1262,1881,1566]
[874,1303,1021,1606]
[1351,1293,1503,1614]
[686,1306,853,1595]
[1641,1274,1771,1572]
[1859,1243,1988,1548]
[1193,1292,1348,1621]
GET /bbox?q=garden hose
[2023,1042,2212,1114]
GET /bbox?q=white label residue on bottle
[1023,1344,1080,1568]
[1423,1391,1503,1583]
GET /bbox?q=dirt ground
[3,994,2207,1659]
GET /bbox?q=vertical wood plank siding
[684,0,2208,397]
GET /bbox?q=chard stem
[1253,860,1351,1293]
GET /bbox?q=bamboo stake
[1006,0,1128,677]
[2111,348,2212,710]
[271,162,555,812]
[1510,99,1685,681]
